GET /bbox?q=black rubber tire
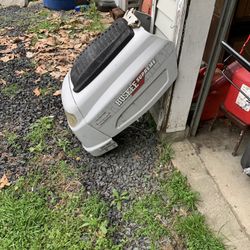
[241,142,250,169]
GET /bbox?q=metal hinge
[123,8,141,28]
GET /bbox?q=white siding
[155,9,175,41]
[158,0,177,20]
[154,0,186,50]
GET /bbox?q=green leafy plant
[28,19,59,34]
[1,84,21,98]
[111,189,129,211]
[39,87,56,96]
[26,116,54,153]
[85,1,105,32]
[67,147,82,158]
[86,1,100,19]
[145,112,157,132]
[57,138,70,153]
[3,131,20,149]
[37,8,50,18]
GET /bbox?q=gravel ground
[0,4,161,249]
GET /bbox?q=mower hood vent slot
[71,18,135,93]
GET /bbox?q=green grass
[28,17,59,34]
[0,162,121,250]
[124,193,170,249]
[27,8,59,37]
[57,138,71,153]
[56,135,82,159]
[125,143,224,250]
[26,116,54,153]
[159,143,175,165]
[3,130,20,149]
[27,3,105,37]
[1,84,21,98]
[162,171,198,211]
[67,146,82,158]
[176,213,225,250]
[125,171,223,250]
[39,87,55,96]
[37,8,50,18]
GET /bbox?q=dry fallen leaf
[57,30,69,38]
[55,65,68,74]
[13,37,23,43]
[74,43,82,50]
[179,208,188,216]
[24,33,34,40]
[34,78,41,84]
[53,89,61,96]
[51,12,60,19]
[35,65,47,74]
[15,70,25,76]
[133,153,142,160]
[61,24,72,30]
[50,71,62,79]
[19,12,112,93]
[80,34,90,43]
[161,243,174,250]
[26,51,34,58]
[33,87,41,96]
[46,37,57,46]
[0,79,6,85]
[0,54,15,62]
[2,48,16,54]
[0,174,11,190]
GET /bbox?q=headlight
[65,112,78,127]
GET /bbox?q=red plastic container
[141,0,152,15]
[193,64,231,121]
[224,65,250,124]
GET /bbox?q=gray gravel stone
[0,5,162,249]
[0,0,28,8]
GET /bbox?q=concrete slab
[0,0,28,7]
[172,135,250,250]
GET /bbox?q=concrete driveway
[172,121,250,250]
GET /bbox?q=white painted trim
[166,0,216,133]
[150,0,158,33]
[174,0,187,55]
[151,0,187,130]
[166,126,186,133]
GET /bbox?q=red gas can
[224,66,250,124]
[193,64,231,121]
[141,0,152,15]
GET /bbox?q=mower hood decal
[115,59,156,107]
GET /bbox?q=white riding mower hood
[61,9,178,156]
